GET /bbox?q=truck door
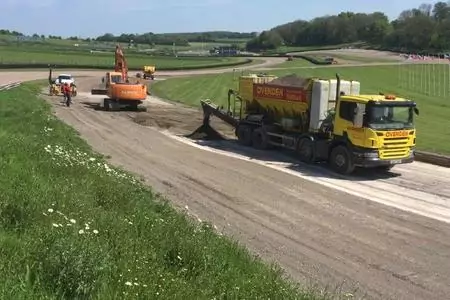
[334,100,357,136]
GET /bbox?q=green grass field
[152,63,450,155]
[0,46,251,70]
[0,83,321,299]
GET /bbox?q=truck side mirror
[414,107,419,116]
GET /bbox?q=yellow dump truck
[198,73,419,175]
[142,65,155,80]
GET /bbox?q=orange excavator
[91,44,148,110]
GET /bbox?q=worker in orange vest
[63,83,72,105]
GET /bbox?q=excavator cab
[103,72,123,89]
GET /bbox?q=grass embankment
[152,64,450,155]
[0,46,251,70]
[0,83,318,299]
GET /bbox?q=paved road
[1,62,450,300]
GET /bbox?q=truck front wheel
[236,125,252,146]
[330,145,355,175]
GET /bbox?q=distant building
[209,45,240,56]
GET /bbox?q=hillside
[245,1,450,54]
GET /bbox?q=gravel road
[1,57,450,299]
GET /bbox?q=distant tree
[244,1,450,53]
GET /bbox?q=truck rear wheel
[236,125,252,146]
[251,128,269,150]
[330,145,355,175]
[297,138,315,163]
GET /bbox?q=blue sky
[1,0,434,38]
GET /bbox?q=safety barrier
[0,81,22,91]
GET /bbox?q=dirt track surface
[3,64,450,299]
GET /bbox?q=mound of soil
[132,105,236,139]
[270,74,311,87]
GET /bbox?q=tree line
[246,1,450,54]
[1,29,255,47]
[95,31,256,46]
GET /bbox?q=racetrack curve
[2,58,450,300]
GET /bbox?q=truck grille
[380,137,410,159]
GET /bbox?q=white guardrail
[0,81,22,91]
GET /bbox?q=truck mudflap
[352,151,415,168]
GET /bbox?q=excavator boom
[114,45,128,82]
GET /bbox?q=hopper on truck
[196,73,419,175]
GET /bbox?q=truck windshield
[58,75,71,80]
[367,105,414,130]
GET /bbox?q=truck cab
[329,94,418,173]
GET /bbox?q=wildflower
[52,223,59,228]
[125,282,132,286]
[89,157,96,161]
[48,208,54,213]
[93,229,99,234]
[70,219,76,224]
[78,229,84,234]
